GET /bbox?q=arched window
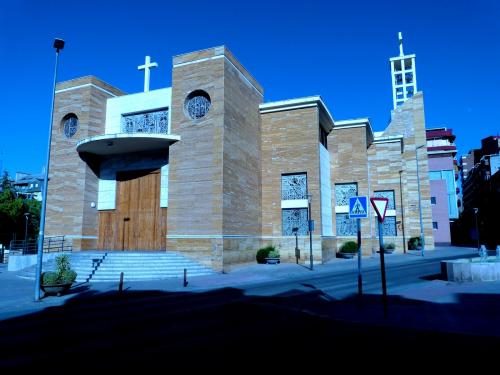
[61,113,79,138]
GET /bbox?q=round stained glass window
[185,90,211,120]
[62,114,79,138]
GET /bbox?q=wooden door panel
[110,169,163,251]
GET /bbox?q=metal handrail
[9,235,72,255]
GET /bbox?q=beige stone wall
[45,77,122,250]
[167,49,225,269]
[381,93,434,250]
[329,126,371,254]
[367,140,405,252]
[330,93,434,256]
[168,46,264,270]
[261,106,324,264]
[222,56,263,236]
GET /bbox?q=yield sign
[370,197,389,222]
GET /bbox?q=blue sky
[0,0,499,175]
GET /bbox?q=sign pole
[357,218,362,299]
[349,196,368,301]
[377,218,388,317]
[370,196,389,318]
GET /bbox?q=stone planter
[265,257,280,264]
[40,283,73,297]
[337,252,355,259]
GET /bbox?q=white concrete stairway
[16,252,107,283]
[89,252,214,282]
[17,251,214,282]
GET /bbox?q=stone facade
[382,93,435,251]
[45,77,124,250]
[45,46,434,270]
[166,47,263,271]
[261,105,323,264]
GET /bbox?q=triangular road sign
[370,197,389,222]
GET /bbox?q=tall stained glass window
[282,208,308,236]
[374,190,397,236]
[336,213,357,236]
[335,183,357,206]
[281,173,307,200]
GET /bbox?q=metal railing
[9,235,72,255]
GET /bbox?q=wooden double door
[98,169,167,250]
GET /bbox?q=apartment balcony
[427,145,457,156]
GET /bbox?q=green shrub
[384,243,395,250]
[42,255,78,285]
[60,269,77,284]
[340,241,358,253]
[42,271,59,286]
[267,250,280,258]
[256,245,275,264]
[55,254,71,273]
[408,237,421,250]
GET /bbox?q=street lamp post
[473,208,480,250]
[24,213,30,254]
[307,193,313,271]
[35,38,65,301]
[415,144,425,257]
[398,170,406,253]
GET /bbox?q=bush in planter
[337,241,358,258]
[256,245,276,264]
[408,237,421,250]
[267,249,280,259]
[340,241,358,253]
[384,243,396,251]
[42,271,59,286]
[42,254,77,286]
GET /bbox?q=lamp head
[53,38,65,52]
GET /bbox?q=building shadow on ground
[1,286,499,369]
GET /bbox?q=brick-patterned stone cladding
[261,106,324,264]
[167,46,264,270]
[329,126,371,254]
[370,92,434,251]
[45,77,123,250]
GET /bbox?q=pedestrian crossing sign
[349,196,368,219]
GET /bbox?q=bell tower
[390,32,418,109]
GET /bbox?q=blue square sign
[349,196,368,218]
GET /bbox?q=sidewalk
[0,246,482,319]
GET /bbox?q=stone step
[16,251,214,282]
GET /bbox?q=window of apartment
[335,183,358,236]
[281,173,308,236]
[374,190,397,236]
[433,222,439,230]
[431,197,437,205]
[427,170,458,219]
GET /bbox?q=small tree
[42,254,77,286]
[0,171,41,246]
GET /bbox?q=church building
[45,39,434,271]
